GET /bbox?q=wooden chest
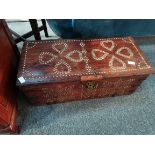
[17,37,155,105]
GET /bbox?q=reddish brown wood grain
[17,37,155,105]
[0,20,18,133]
[18,75,147,105]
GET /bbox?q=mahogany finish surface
[0,20,18,132]
[17,37,155,104]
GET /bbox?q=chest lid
[17,37,155,85]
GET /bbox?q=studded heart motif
[39,52,57,65]
[53,59,71,74]
[65,50,83,62]
[100,40,115,51]
[52,42,68,54]
[109,55,126,70]
[91,49,109,60]
[116,47,133,58]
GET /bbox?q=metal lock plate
[84,80,98,90]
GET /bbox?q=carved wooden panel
[0,20,18,133]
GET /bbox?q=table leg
[29,19,41,40]
[41,19,49,37]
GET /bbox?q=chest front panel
[20,75,147,104]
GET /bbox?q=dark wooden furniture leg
[41,19,49,37]
[29,19,41,40]
[9,19,49,44]
[10,29,26,42]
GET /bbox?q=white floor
[7,20,59,52]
